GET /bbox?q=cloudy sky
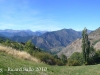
[0,0,100,31]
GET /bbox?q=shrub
[68,52,83,66]
[55,59,64,66]
[68,59,80,66]
[34,52,56,65]
[60,54,67,65]
[88,46,96,64]
[24,40,36,55]
[94,50,100,63]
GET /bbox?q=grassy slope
[0,52,100,75]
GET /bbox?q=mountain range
[0,29,47,37]
[58,27,100,58]
[0,28,93,54]
[0,29,83,52]
[31,29,82,52]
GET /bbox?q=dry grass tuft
[0,45,39,62]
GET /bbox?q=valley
[59,27,100,58]
[0,29,82,53]
[0,0,100,75]
[0,28,100,75]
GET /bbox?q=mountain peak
[58,27,100,58]
[0,29,47,37]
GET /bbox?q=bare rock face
[10,29,82,51]
[58,27,100,58]
[58,39,82,58]
[94,42,100,50]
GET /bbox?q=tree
[5,39,11,46]
[95,50,100,63]
[88,46,96,64]
[24,40,35,55]
[82,27,90,64]
[60,54,67,65]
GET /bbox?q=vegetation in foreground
[0,28,100,74]
[67,28,100,66]
[0,38,67,66]
[0,51,100,75]
[1,28,100,66]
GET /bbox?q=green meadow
[0,52,100,75]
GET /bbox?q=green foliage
[68,59,80,66]
[4,39,11,46]
[53,55,65,66]
[82,30,100,65]
[1,52,100,75]
[68,48,100,66]
[12,42,23,50]
[53,55,59,59]
[94,50,100,63]
[88,46,96,64]
[68,52,83,66]
[24,40,36,55]
[60,54,67,65]
[33,52,64,65]
[82,27,90,64]
[55,59,64,66]
[0,37,8,43]
[1,39,64,66]
[2,39,24,50]
[34,52,56,65]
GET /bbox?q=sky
[0,0,100,31]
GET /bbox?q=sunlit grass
[0,45,100,75]
[0,45,39,62]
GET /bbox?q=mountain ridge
[0,29,47,37]
[10,29,82,52]
[0,28,92,54]
[58,27,100,58]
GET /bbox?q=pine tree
[82,27,90,64]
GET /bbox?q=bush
[33,52,65,65]
[68,52,83,66]
[60,54,67,65]
[34,52,56,65]
[55,59,64,66]
[24,40,36,55]
[88,46,96,64]
[12,42,24,50]
[68,59,80,66]
[94,50,100,63]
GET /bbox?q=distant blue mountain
[10,29,83,51]
[0,29,47,37]
[0,29,92,52]
[78,30,92,34]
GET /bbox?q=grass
[0,45,100,75]
[0,52,47,75]
[0,45,39,62]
